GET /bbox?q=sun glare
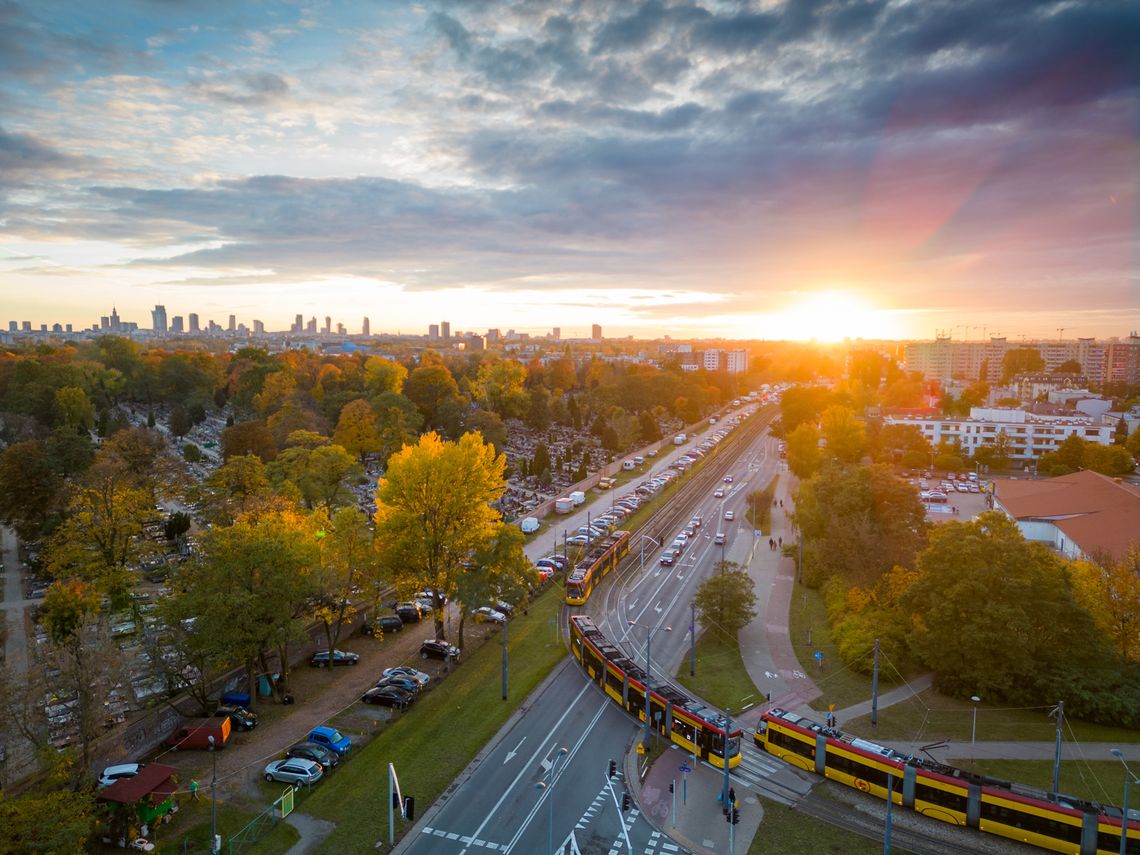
[770,290,897,342]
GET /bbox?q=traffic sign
[679,764,691,773]
[814,651,823,662]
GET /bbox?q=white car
[713,488,725,499]
[714,532,726,545]
[724,510,735,521]
[473,606,507,624]
[99,763,142,788]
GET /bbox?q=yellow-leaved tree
[374,431,518,640]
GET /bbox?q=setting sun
[766,290,901,341]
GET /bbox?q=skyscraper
[151,304,168,333]
[552,327,560,340]
[188,313,200,333]
[592,324,602,340]
[428,324,439,338]
[306,316,317,333]
[170,316,184,333]
[324,315,332,335]
[228,314,236,332]
[110,306,121,332]
[293,314,303,333]
[253,319,265,335]
[362,317,370,337]
[441,321,451,340]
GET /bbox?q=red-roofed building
[98,763,178,842]
[994,470,1140,563]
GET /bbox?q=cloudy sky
[1,0,1138,340]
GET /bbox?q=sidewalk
[632,744,761,855]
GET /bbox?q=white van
[714,532,726,544]
[622,459,636,470]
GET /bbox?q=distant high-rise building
[40,324,47,332]
[65,323,72,333]
[441,321,451,340]
[725,350,749,374]
[362,317,370,337]
[110,306,121,332]
[188,313,200,333]
[52,323,62,333]
[7,321,15,332]
[592,324,602,340]
[293,314,303,333]
[552,327,560,340]
[228,314,236,332]
[100,316,109,330]
[429,324,439,339]
[306,316,317,333]
[336,322,345,335]
[324,316,332,335]
[170,316,184,333]
[703,349,722,371]
[152,304,168,333]
[253,319,265,335]
[486,328,501,343]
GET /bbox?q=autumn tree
[311,506,377,659]
[54,386,95,431]
[0,751,96,853]
[222,418,278,462]
[0,440,62,541]
[268,441,360,509]
[453,524,535,650]
[693,561,757,641]
[474,359,528,418]
[374,431,508,639]
[1070,545,1140,662]
[820,405,866,464]
[198,454,274,525]
[175,507,320,703]
[363,355,408,397]
[333,398,383,461]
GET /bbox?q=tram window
[980,801,1082,844]
[672,718,695,744]
[914,781,967,813]
[605,668,623,695]
[1098,830,1140,855]
[766,727,814,760]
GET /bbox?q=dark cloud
[0,127,74,172]
[194,71,290,106]
[430,11,472,58]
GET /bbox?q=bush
[183,443,202,462]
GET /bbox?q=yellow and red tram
[565,531,630,605]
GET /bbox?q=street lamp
[208,734,218,855]
[638,534,660,574]
[535,746,569,855]
[970,696,981,744]
[629,620,671,750]
[1111,748,1138,855]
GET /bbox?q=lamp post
[638,534,660,574]
[1111,748,1138,855]
[971,696,981,744]
[629,619,671,751]
[208,734,218,855]
[535,746,569,855]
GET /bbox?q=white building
[882,406,1114,461]
[725,349,749,374]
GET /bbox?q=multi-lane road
[400,405,787,854]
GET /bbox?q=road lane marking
[455,680,593,855]
[503,736,525,764]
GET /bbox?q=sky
[1,0,1138,342]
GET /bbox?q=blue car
[308,725,351,756]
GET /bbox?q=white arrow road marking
[503,736,526,765]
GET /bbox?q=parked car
[420,639,460,661]
[362,686,414,708]
[309,649,360,668]
[473,606,507,624]
[264,758,323,788]
[396,604,424,623]
[383,666,430,686]
[363,615,404,636]
[308,725,351,756]
[724,510,735,521]
[214,704,258,731]
[374,675,421,694]
[286,742,339,769]
[99,763,142,788]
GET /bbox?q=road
[398,660,688,855]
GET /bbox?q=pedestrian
[190,780,200,801]
[778,537,782,547]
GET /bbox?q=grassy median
[258,585,569,853]
[676,630,761,711]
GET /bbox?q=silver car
[264,758,323,788]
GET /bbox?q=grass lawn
[749,796,898,854]
[266,584,569,853]
[844,687,1140,746]
[676,630,761,711]
[957,760,1132,807]
[787,584,901,713]
[89,799,300,855]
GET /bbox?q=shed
[99,763,179,831]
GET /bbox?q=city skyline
[1,1,1138,340]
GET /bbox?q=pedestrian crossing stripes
[419,827,505,850]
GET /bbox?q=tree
[465,409,508,457]
[0,440,61,541]
[268,443,361,510]
[176,508,320,704]
[525,386,551,431]
[1054,359,1083,374]
[1070,545,1140,662]
[903,513,1108,703]
[312,507,377,661]
[776,386,833,436]
[168,403,193,439]
[332,398,382,461]
[531,442,551,479]
[374,432,507,639]
[453,524,536,650]
[474,359,528,418]
[693,561,757,641]
[785,422,821,480]
[404,362,461,430]
[1001,347,1045,383]
[372,391,423,464]
[54,386,95,431]
[199,454,274,525]
[222,419,278,462]
[0,752,96,853]
[363,355,407,397]
[820,405,866,463]
[638,411,661,443]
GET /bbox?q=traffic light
[621,792,631,812]
[669,781,674,793]
[404,796,415,822]
[732,807,741,825]
[607,759,617,778]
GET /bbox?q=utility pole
[870,638,880,729]
[501,615,508,701]
[689,603,696,677]
[1051,701,1064,795]
[722,707,732,808]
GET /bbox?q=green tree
[693,561,757,641]
[312,507,377,660]
[903,513,1110,706]
[54,386,95,431]
[785,422,821,479]
[373,432,507,639]
[1001,347,1045,383]
[638,411,661,443]
[372,390,424,464]
[0,752,95,853]
[404,362,461,431]
[775,386,833,436]
[526,386,551,431]
[0,440,61,541]
[168,403,193,439]
[475,359,528,418]
[1054,359,1083,374]
[465,409,508,457]
[363,355,408,397]
[820,405,866,463]
[199,454,275,525]
[268,443,361,510]
[453,524,536,650]
[531,442,551,479]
